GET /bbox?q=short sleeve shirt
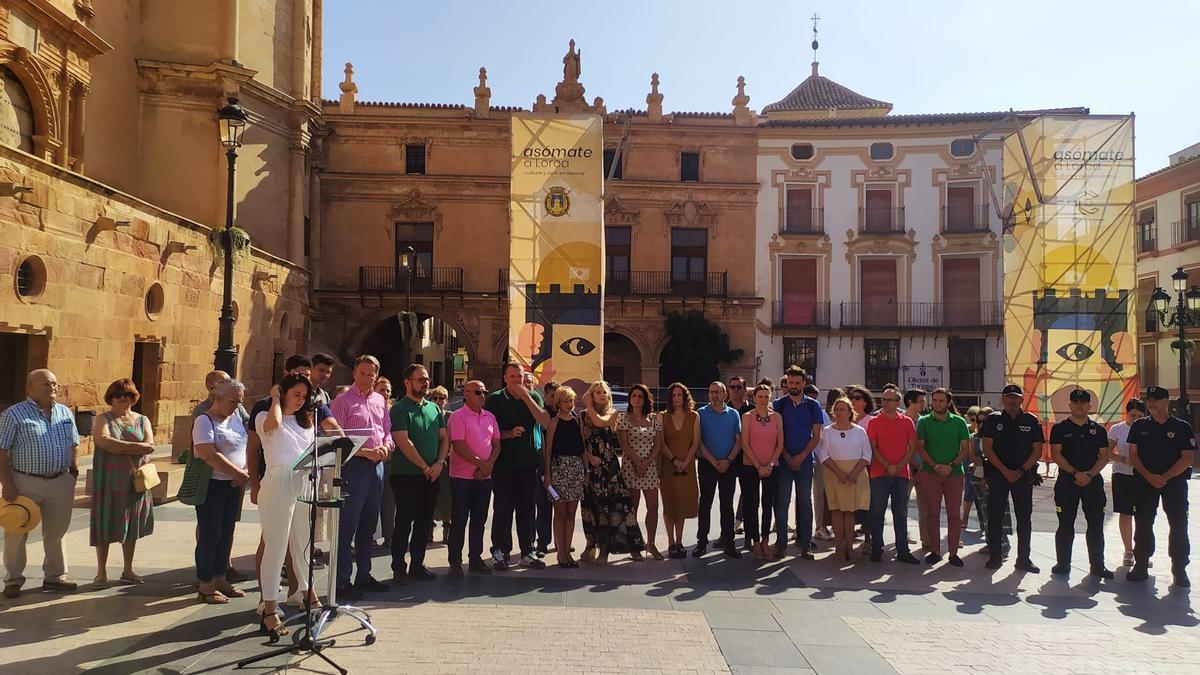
[447,406,500,479]
[1128,414,1197,476]
[0,399,79,474]
[389,397,445,475]
[485,388,545,470]
[916,413,970,475]
[1049,418,1108,472]
[1108,421,1133,475]
[191,412,248,480]
[698,405,741,460]
[772,395,824,463]
[978,410,1044,470]
[867,412,916,479]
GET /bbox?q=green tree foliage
[658,310,744,387]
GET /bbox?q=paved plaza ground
[1,474,1197,674]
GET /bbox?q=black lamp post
[400,245,416,367]
[1150,266,1200,419]
[214,97,249,376]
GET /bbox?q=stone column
[287,146,305,264]
[291,0,307,99]
[310,0,323,103]
[223,0,239,64]
[309,166,322,285]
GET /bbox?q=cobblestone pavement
[0,475,1196,674]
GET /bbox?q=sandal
[93,575,110,588]
[631,551,644,562]
[647,545,665,561]
[198,590,230,604]
[216,585,246,598]
[258,609,289,642]
[119,573,144,585]
[580,545,597,561]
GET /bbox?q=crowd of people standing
[0,359,1193,637]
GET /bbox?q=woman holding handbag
[255,374,319,639]
[190,379,251,605]
[90,379,156,587]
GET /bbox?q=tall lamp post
[1150,266,1200,419]
[214,97,250,375]
[400,245,416,367]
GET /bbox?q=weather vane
[811,12,820,61]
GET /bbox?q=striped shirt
[330,386,393,451]
[0,398,80,474]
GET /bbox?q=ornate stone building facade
[311,47,761,386]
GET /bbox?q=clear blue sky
[324,0,1197,175]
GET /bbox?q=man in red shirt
[866,385,919,564]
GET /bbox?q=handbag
[177,414,216,506]
[130,457,161,493]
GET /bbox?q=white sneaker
[491,548,508,570]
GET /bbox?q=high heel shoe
[258,608,289,643]
[647,544,664,561]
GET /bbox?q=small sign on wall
[902,365,943,392]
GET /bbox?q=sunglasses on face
[850,395,865,401]
[114,392,137,400]
[729,385,745,390]
[469,390,487,396]
[431,396,447,401]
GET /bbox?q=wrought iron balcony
[359,266,463,294]
[608,270,728,297]
[1173,218,1200,247]
[858,206,905,234]
[772,301,831,329]
[840,301,1004,329]
[942,204,991,233]
[778,207,825,235]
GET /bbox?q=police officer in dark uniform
[1127,386,1194,587]
[978,384,1044,572]
[1048,389,1112,578]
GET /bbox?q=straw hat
[0,496,41,534]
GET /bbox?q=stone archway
[603,331,642,388]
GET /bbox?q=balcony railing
[840,301,1004,328]
[772,301,831,328]
[359,266,463,293]
[942,204,991,233]
[858,206,905,234]
[1173,218,1200,246]
[608,270,728,297]
[1139,222,1157,253]
[779,207,825,235]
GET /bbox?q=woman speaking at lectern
[255,373,319,638]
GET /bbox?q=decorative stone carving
[387,189,442,237]
[605,196,640,230]
[532,94,550,113]
[768,231,831,254]
[664,196,719,239]
[592,97,606,115]
[74,0,95,21]
[646,73,663,123]
[473,67,491,119]
[931,230,998,252]
[844,227,918,263]
[732,76,752,126]
[551,40,586,111]
[338,63,357,113]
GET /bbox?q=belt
[15,469,67,480]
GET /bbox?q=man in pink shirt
[330,355,394,598]
[447,380,501,577]
[866,384,919,564]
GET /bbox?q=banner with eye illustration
[509,114,604,394]
[1001,115,1136,426]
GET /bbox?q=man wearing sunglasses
[446,381,500,577]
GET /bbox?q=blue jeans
[337,457,384,587]
[775,459,814,547]
[194,479,241,582]
[869,475,911,556]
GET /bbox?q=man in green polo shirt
[389,364,448,584]
[915,388,970,567]
[484,363,550,570]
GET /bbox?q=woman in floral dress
[580,381,645,565]
[90,378,156,586]
[617,384,664,559]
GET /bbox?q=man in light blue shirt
[694,381,742,559]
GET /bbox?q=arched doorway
[358,312,462,390]
[603,331,641,388]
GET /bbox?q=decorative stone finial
[732,76,752,126]
[552,39,587,111]
[593,96,606,115]
[474,66,492,119]
[338,62,357,113]
[646,73,664,123]
[533,93,550,113]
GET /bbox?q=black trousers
[698,459,738,546]
[449,477,492,565]
[390,473,439,574]
[531,464,553,552]
[1053,475,1106,569]
[490,466,538,558]
[1133,471,1191,570]
[985,467,1034,561]
[738,464,776,542]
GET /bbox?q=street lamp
[400,245,416,366]
[214,97,249,375]
[1149,266,1200,419]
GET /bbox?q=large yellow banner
[1002,115,1136,425]
[509,114,604,392]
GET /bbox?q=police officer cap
[1143,386,1170,400]
[1001,384,1023,397]
[1068,389,1091,403]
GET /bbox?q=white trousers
[258,465,313,603]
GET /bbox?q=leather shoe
[337,584,363,601]
[897,552,920,565]
[468,559,493,575]
[1089,567,1114,579]
[691,542,708,558]
[41,580,78,592]
[448,564,464,579]
[1173,569,1190,588]
[356,576,390,592]
[2,584,19,599]
[1125,565,1149,582]
[985,556,1002,570]
[1051,563,1071,576]
[409,565,437,581]
[723,545,743,560]
[1014,558,1040,574]
[948,555,963,568]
